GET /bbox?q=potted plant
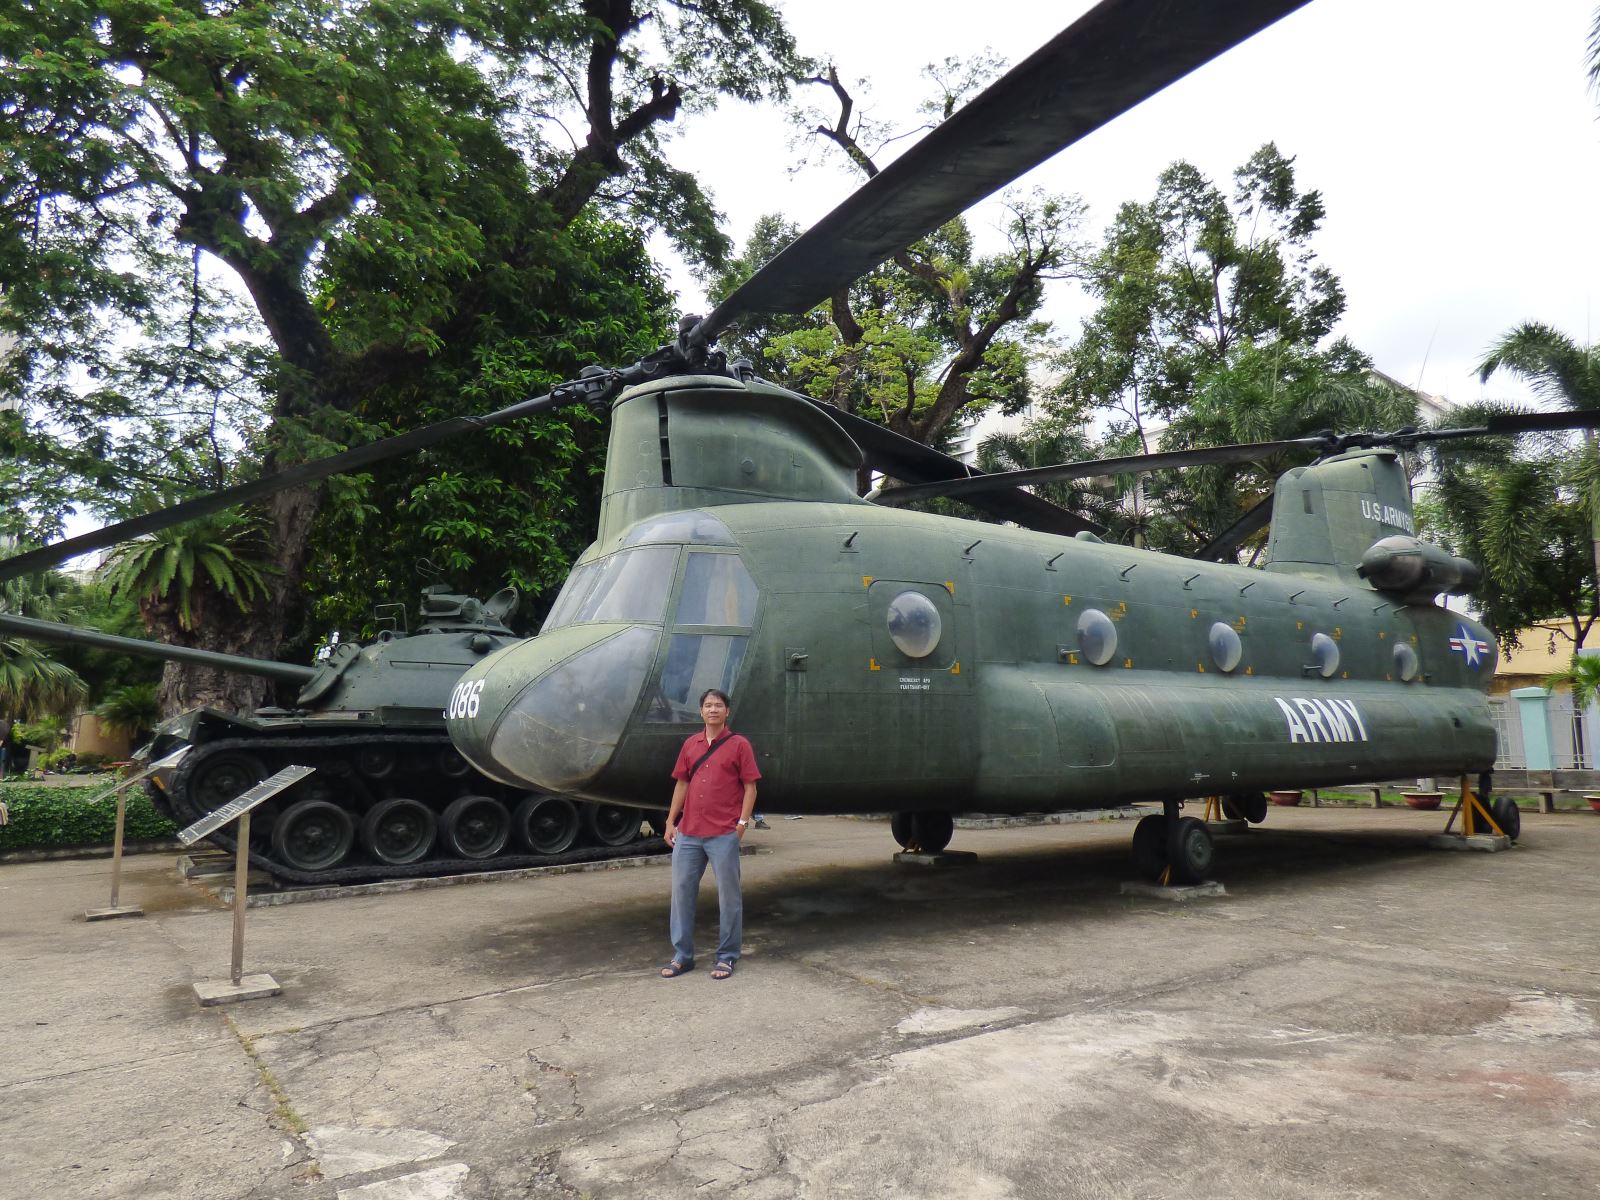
[1268,790,1302,806]
[1400,791,1444,810]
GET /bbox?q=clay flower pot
[1401,791,1443,811]
[1268,790,1302,806]
[1585,795,1600,814]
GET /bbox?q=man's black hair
[700,688,732,707]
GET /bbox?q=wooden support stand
[1427,775,1511,853]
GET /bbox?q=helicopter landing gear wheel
[272,800,356,872]
[1489,795,1521,842]
[1222,792,1269,824]
[1131,813,1169,878]
[1167,816,1215,885]
[190,751,266,811]
[581,802,643,847]
[890,812,954,853]
[513,794,580,855]
[440,795,510,859]
[360,798,436,865]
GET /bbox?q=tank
[0,585,666,884]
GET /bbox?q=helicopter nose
[446,624,658,792]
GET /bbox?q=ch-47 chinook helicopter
[5,0,1591,885]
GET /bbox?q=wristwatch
[736,819,748,828]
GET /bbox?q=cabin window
[1209,622,1242,673]
[540,546,677,631]
[619,509,735,547]
[676,553,758,627]
[1078,608,1118,666]
[645,635,750,722]
[886,591,942,658]
[1393,641,1420,682]
[1311,632,1340,678]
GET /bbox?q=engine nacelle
[1359,535,1481,600]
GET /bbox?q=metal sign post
[181,764,314,1007]
[84,749,190,922]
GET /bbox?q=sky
[652,0,1600,411]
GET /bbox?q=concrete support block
[193,973,282,1006]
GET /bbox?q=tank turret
[1,585,662,883]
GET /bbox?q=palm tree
[99,509,277,714]
[1548,653,1600,712]
[1478,322,1600,582]
[92,683,161,745]
[0,545,89,720]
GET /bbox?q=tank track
[157,732,666,886]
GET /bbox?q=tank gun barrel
[0,611,318,684]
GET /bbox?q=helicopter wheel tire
[1489,795,1521,842]
[1223,792,1269,824]
[581,801,645,847]
[513,794,580,855]
[1131,813,1169,878]
[911,812,954,854]
[440,794,510,859]
[360,797,437,865]
[889,812,916,850]
[436,750,473,779]
[1168,816,1215,886]
[356,747,398,780]
[190,751,267,812]
[272,799,356,872]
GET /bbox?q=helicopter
[4,0,1584,884]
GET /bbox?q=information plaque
[178,764,315,846]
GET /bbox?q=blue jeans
[669,831,742,966]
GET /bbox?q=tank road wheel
[356,747,398,780]
[581,802,643,847]
[1131,813,1169,878]
[911,812,955,854]
[1168,816,1215,886]
[271,800,356,872]
[890,813,916,850]
[190,751,266,812]
[1222,792,1270,824]
[248,800,280,849]
[441,795,510,859]
[513,794,580,855]
[360,798,437,865]
[1489,795,1521,842]
[436,749,473,780]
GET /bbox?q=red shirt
[671,728,761,837]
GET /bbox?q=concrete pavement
[3,807,1599,1199]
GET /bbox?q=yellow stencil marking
[1245,666,1254,676]
[951,661,961,675]
[944,580,956,594]
[1189,608,1199,619]
[1122,658,1133,669]
[1295,620,1304,631]
[1197,663,1206,673]
[1063,595,1072,605]
[862,576,874,588]
[1333,626,1343,639]
[868,658,880,672]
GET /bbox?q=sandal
[659,959,694,978]
[711,961,735,980]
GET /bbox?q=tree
[93,683,161,746]
[1477,322,1600,586]
[712,58,1085,457]
[0,552,89,719]
[3,0,804,711]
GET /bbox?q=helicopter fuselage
[445,376,1498,814]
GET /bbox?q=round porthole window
[1311,632,1340,678]
[1209,622,1242,673]
[1078,608,1118,666]
[887,591,942,658]
[1393,641,1419,682]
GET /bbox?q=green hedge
[0,781,177,852]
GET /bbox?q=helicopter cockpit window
[1393,641,1420,682]
[886,591,942,659]
[1311,632,1340,678]
[620,510,735,547]
[1209,622,1243,673]
[676,553,758,626]
[540,546,677,632]
[646,635,750,722]
[1077,608,1118,667]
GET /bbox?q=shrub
[0,781,177,852]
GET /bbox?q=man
[660,688,760,981]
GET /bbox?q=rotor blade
[875,437,1328,507]
[1196,496,1275,562]
[799,400,1101,536]
[1410,409,1600,442]
[0,390,568,583]
[701,0,1310,337]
